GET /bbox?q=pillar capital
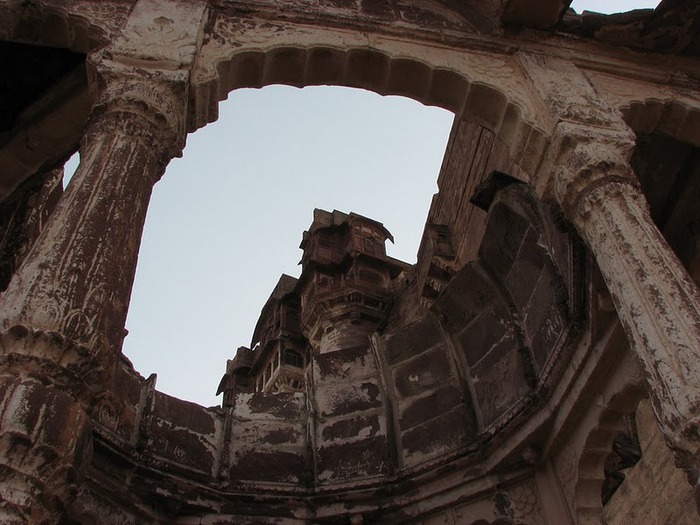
[86,53,189,159]
[84,0,209,158]
[516,51,639,218]
[540,122,638,223]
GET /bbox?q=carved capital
[537,121,638,224]
[517,52,627,131]
[80,0,208,156]
[87,52,189,158]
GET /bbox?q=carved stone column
[0,168,63,292]
[0,63,185,522]
[0,2,206,523]
[556,132,700,483]
[521,52,700,504]
[543,127,700,514]
[0,59,185,360]
[0,0,206,367]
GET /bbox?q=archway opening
[123,85,453,406]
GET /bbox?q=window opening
[283,349,305,368]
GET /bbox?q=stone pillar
[0,59,186,524]
[555,136,700,489]
[0,0,206,362]
[520,52,700,503]
[0,167,63,292]
[0,59,185,358]
[0,2,206,522]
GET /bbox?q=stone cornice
[206,0,699,85]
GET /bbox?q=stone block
[385,315,444,365]
[144,393,220,476]
[392,346,453,399]
[479,202,529,279]
[233,392,305,421]
[402,406,470,462]
[315,380,382,418]
[228,393,307,484]
[457,304,512,367]
[146,424,217,475]
[529,301,566,372]
[434,264,497,331]
[316,435,388,481]
[398,384,463,430]
[152,391,217,435]
[233,419,304,447]
[319,413,384,444]
[313,345,377,381]
[94,365,144,441]
[471,334,530,427]
[504,226,546,311]
[228,449,306,484]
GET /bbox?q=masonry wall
[428,118,528,267]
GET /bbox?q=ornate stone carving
[107,0,207,68]
[540,122,637,219]
[0,168,62,291]
[518,52,626,131]
[0,0,205,359]
[0,376,90,525]
[87,54,189,156]
[539,117,700,503]
[0,326,109,406]
[190,11,551,173]
[508,481,547,525]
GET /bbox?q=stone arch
[191,41,550,176]
[621,98,700,147]
[573,379,647,525]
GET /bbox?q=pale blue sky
[64,0,660,407]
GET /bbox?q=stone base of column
[0,325,113,405]
[0,376,91,524]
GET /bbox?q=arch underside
[190,13,553,179]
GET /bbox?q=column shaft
[575,179,700,479]
[0,108,168,354]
